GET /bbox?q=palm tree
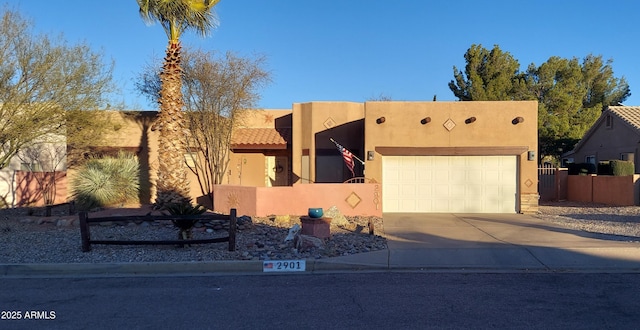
[137,0,219,207]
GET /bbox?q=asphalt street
[2,272,640,329]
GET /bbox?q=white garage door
[383,156,517,213]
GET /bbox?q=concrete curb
[0,259,391,277]
[0,261,263,277]
[3,259,640,277]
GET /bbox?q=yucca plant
[164,200,207,241]
[71,152,140,210]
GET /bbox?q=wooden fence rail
[79,209,237,252]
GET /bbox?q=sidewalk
[2,213,640,277]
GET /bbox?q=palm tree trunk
[155,40,190,206]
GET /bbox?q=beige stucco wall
[66,111,204,205]
[292,102,365,184]
[289,101,539,213]
[363,101,539,213]
[237,109,291,128]
[227,109,292,187]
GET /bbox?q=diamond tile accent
[525,179,534,188]
[324,117,336,129]
[443,118,456,131]
[345,192,362,209]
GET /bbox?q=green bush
[611,160,635,176]
[164,200,207,241]
[71,152,140,210]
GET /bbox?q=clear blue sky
[8,0,640,110]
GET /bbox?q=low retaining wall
[567,174,640,206]
[213,183,382,217]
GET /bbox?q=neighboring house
[0,135,67,207]
[562,106,640,172]
[5,100,539,214]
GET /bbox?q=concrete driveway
[324,213,640,272]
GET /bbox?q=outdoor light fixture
[376,117,386,124]
[465,116,476,124]
[512,116,524,125]
[420,117,431,125]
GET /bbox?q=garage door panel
[433,170,449,183]
[385,184,400,198]
[383,155,516,213]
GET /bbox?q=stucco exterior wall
[66,111,203,205]
[0,134,66,207]
[292,102,365,184]
[213,183,381,217]
[60,102,539,214]
[363,101,539,213]
[237,109,291,128]
[227,109,292,187]
[15,171,68,206]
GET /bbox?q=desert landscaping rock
[0,206,387,264]
[535,201,640,240]
[1,201,639,265]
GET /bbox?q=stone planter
[300,216,332,239]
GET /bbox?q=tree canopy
[0,8,115,170]
[137,49,271,206]
[449,44,631,162]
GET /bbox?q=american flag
[332,140,355,177]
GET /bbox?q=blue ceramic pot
[308,208,323,218]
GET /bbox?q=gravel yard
[535,201,640,239]
[1,201,639,264]
[0,205,387,264]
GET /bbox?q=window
[184,153,198,167]
[585,156,596,164]
[561,158,574,167]
[621,152,635,162]
[605,114,613,129]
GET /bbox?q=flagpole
[330,138,365,165]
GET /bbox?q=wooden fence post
[79,212,91,252]
[68,201,76,215]
[228,208,236,251]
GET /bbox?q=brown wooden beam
[374,146,529,156]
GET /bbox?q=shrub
[71,152,140,210]
[163,200,207,241]
[611,160,635,176]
